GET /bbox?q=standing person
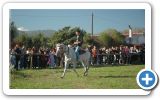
[14,44,21,70]
[99,47,105,64]
[48,48,56,68]
[74,29,84,61]
[32,47,37,69]
[119,46,123,64]
[124,46,130,64]
[20,45,26,69]
[10,48,16,70]
[91,46,97,65]
[52,47,57,67]
[26,48,33,69]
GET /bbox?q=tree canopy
[10,22,127,49]
[10,21,19,41]
[98,29,125,47]
[50,26,89,46]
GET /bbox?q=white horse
[56,44,90,78]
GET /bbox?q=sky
[10,9,145,34]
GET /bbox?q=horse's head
[56,43,63,57]
[56,43,69,57]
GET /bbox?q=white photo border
[3,2,151,95]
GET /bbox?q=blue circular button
[136,69,158,90]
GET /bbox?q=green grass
[10,65,144,89]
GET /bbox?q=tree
[108,29,124,45]
[10,21,19,42]
[99,31,113,47]
[99,29,124,47]
[14,32,28,45]
[83,33,92,44]
[51,26,88,46]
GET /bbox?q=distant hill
[18,30,56,37]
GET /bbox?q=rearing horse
[56,43,90,78]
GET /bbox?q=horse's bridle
[58,44,70,56]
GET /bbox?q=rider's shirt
[76,34,83,46]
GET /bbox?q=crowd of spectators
[10,44,145,70]
[90,45,145,66]
[10,44,58,70]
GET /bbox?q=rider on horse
[74,30,84,61]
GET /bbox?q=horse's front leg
[72,61,79,77]
[86,61,89,72]
[81,61,88,76]
[61,61,68,78]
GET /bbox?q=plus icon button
[137,69,158,90]
[142,74,153,85]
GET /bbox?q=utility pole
[91,12,94,39]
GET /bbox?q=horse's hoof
[84,73,88,76]
[60,76,64,79]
